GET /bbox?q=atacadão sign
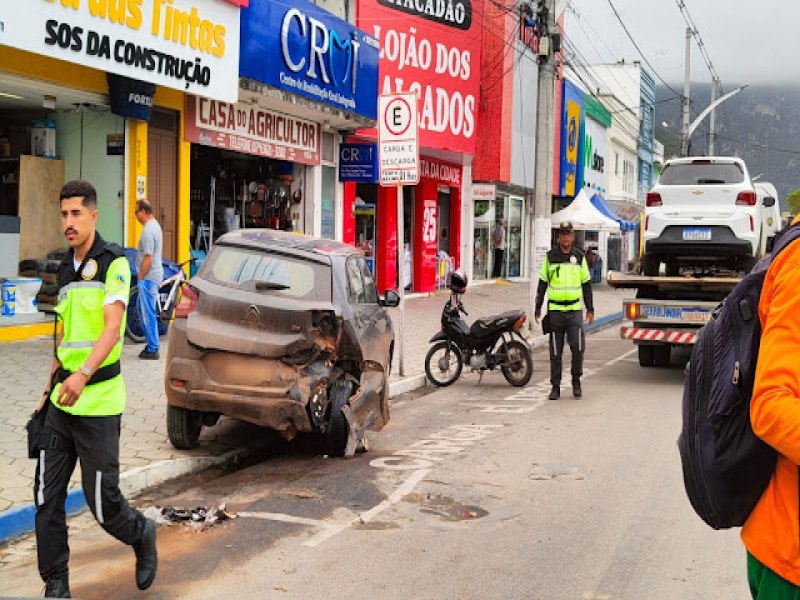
[0,0,241,103]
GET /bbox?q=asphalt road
[0,330,746,599]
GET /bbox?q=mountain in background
[655,83,800,210]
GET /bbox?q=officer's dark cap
[558,221,574,233]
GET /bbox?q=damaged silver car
[164,229,399,456]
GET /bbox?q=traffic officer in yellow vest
[534,221,594,400]
[33,180,157,597]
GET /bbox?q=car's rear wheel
[324,380,351,457]
[167,405,202,450]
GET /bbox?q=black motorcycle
[424,270,533,388]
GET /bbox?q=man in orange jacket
[742,215,800,597]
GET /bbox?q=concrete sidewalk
[0,280,626,542]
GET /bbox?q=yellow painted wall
[2,49,190,267]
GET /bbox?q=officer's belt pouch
[541,314,551,335]
[26,401,49,459]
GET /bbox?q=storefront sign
[0,0,240,103]
[339,143,378,183]
[472,183,496,201]
[107,73,156,121]
[358,0,484,155]
[420,157,462,187]
[559,80,584,197]
[378,92,420,185]
[581,117,607,193]
[185,96,321,165]
[240,0,379,120]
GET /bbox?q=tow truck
[606,270,740,367]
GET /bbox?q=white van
[642,157,775,275]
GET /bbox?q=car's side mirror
[381,290,400,307]
[763,196,776,207]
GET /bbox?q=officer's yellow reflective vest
[50,234,130,416]
[539,247,591,312]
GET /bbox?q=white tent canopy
[551,189,620,232]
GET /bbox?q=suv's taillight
[646,192,662,207]
[174,285,198,318]
[736,191,757,206]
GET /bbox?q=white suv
[642,157,776,275]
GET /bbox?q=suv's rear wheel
[324,380,351,457]
[167,405,202,450]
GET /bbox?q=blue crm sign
[240,0,380,120]
[339,143,378,183]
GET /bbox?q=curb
[0,375,429,545]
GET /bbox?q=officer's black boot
[133,518,158,590]
[572,378,582,398]
[44,573,70,598]
[549,386,560,400]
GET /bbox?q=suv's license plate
[683,227,712,241]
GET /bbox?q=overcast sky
[566,0,796,87]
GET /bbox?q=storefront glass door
[473,199,493,280]
[506,196,524,277]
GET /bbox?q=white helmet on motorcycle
[449,269,468,294]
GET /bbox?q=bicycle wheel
[126,284,146,343]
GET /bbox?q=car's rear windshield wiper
[255,281,290,291]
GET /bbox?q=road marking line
[237,512,329,528]
[302,468,430,548]
[604,348,637,367]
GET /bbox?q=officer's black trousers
[547,309,585,386]
[33,405,145,581]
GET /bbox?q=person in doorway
[134,200,163,360]
[34,180,157,597]
[534,221,595,400]
[741,215,800,597]
[493,218,506,278]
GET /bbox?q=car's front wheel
[167,405,202,450]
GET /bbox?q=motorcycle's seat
[469,309,525,338]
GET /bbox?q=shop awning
[590,193,637,232]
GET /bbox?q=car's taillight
[174,285,198,318]
[646,192,662,207]
[736,191,757,206]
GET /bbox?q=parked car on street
[642,157,776,275]
[164,229,400,456]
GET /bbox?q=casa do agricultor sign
[0,0,241,103]
[358,0,484,155]
[185,96,321,165]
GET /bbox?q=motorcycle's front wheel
[425,341,463,387]
[501,340,533,387]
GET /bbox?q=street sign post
[378,93,419,377]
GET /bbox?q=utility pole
[529,0,556,329]
[680,27,692,157]
[708,78,718,155]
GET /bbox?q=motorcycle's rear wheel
[425,341,463,387]
[501,340,533,387]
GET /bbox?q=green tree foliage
[787,189,800,215]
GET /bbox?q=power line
[603,0,683,98]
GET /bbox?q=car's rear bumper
[645,226,754,258]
